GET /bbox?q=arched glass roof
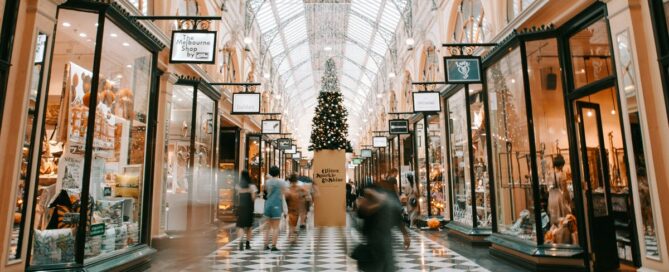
[254,0,406,142]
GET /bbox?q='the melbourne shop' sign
[170,31,217,64]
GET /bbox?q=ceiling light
[62,22,71,27]
[324,46,332,51]
[177,98,183,102]
[377,93,383,98]
[511,78,516,84]
[243,36,253,44]
[586,110,593,117]
[95,23,99,27]
[263,72,270,79]
[388,72,396,78]
[126,64,132,68]
[110,33,118,38]
[79,33,87,38]
[122,42,130,47]
[611,109,616,115]
[116,74,123,79]
[405,38,415,46]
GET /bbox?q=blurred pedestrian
[236,170,257,250]
[263,166,287,251]
[352,181,410,271]
[285,174,307,244]
[346,182,353,208]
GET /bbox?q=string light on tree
[309,58,352,152]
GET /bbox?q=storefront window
[415,119,427,216]
[192,91,216,227]
[427,115,445,217]
[487,47,536,243]
[246,135,261,187]
[447,90,471,226]
[569,19,613,89]
[8,32,49,261]
[525,39,577,246]
[165,85,193,231]
[617,30,660,260]
[470,88,491,228]
[83,15,153,262]
[29,9,99,265]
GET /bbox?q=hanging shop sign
[261,120,281,134]
[170,31,217,64]
[277,138,292,150]
[412,91,441,112]
[373,136,388,148]
[361,149,372,158]
[352,158,363,165]
[285,145,297,154]
[389,119,409,134]
[293,152,302,160]
[443,56,482,84]
[231,93,261,114]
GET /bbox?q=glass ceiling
[255,0,406,142]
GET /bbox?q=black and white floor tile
[181,220,489,272]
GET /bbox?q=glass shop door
[574,101,619,271]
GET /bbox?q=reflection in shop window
[487,47,537,243]
[617,30,661,260]
[569,19,613,89]
[8,32,49,261]
[447,90,471,226]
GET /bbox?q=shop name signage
[262,120,281,134]
[315,168,344,183]
[232,93,261,114]
[444,56,482,84]
[352,158,363,165]
[293,152,302,159]
[277,138,292,150]
[373,136,388,148]
[412,91,441,113]
[389,119,409,134]
[170,31,217,64]
[361,149,372,158]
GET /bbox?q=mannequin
[547,154,570,226]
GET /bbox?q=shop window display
[487,47,536,243]
[29,7,156,265]
[617,30,661,260]
[446,84,491,232]
[447,90,471,226]
[164,83,218,231]
[8,32,49,261]
[525,39,576,246]
[246,135,261,187]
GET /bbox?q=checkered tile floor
[181,219,489,271]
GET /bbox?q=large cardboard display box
[313,150,346,227]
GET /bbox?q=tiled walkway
[178,220,489,271]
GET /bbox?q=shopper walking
[353,181,411,272]
[263,166,287,251]
[236,170,256,250]
[285,174,307,244]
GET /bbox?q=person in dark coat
[236,170,257,250]
[354,181,410,271]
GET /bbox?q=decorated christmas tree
[309,58,353,152]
